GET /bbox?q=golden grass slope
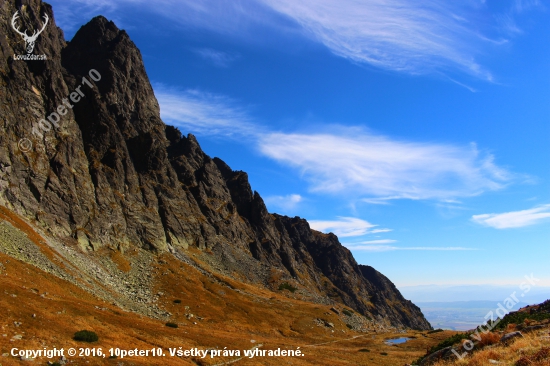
[0,205,456,365]
[428,328,550,366]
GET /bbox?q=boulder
[418,346,455,366]
[500,331,523,343]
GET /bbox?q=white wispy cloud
[257,0,493,79]
[56,0,540,79]
[154,85,260,138]
[72,0,274,34]
[371,228,392,234]
[348,239,397,245]
[264,194,303,212]
[514,0,541,13]
[495,13,523,35]
[154,87,515,203]
[343,238,477,251]
[194,48,240,67]
[308,216,389,237]
[258,131,511,201]
[48,0,127,33]
[495,0,542,36]
[472,204,550,229]
[345,245,478,252]
[362,198,394,205]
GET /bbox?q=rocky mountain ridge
[0,0,431,330]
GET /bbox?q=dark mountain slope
[0,0,431,330]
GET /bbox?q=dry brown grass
[429,327,550,366]
[477,331,501,348]
[0,207,457,365]
[0,247,458,366]
[0,205,64,266]
[108,248,131,272]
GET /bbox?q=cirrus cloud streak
[258,131,512,201]
[308,216,387,237]
[264,194,303,212]
[472,204,550,229]
[155,85,261,138]
[54,0,539,80]
[345,245,478,252]
[258,0,493,79]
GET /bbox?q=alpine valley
[1,1,548,366]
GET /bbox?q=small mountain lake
[384,337,413,345]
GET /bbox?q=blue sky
[49,0,550,294]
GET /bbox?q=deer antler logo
[11,11,49,54]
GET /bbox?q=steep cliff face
[0,0,431,330]
[359,265,430,330]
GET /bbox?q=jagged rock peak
[0,0,432,330]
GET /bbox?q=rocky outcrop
[500,331,523,343]
[0,0,431,330]
[360,265,431,330]
[418,346,455,366]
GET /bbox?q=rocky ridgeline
[0,0,431,330]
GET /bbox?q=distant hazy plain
[400,285,550,330]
